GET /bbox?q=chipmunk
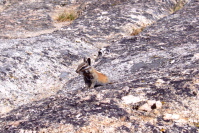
[76,58,110,88]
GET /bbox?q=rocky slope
[0,0,199,132]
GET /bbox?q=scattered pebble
[139,102,152,112]
[138,100,162,112]
[155,79,165,87]
[163,114,180,120]
[122,95,143,104]
[192,53,199,60]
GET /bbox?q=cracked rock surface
[0,0,199,132]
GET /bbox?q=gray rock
[0,0,198,132]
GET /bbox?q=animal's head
[76,58,91,74]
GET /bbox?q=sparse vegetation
[194,122,199,128]
[131,26,146,36]
[131,23,151,36]
[170,0,186,13]
[56,11,78,22]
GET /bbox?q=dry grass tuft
[56,11,78,22]
[51,5,80,23]
[131,23,150,36]
[131,26,146,36]
[170,0,186,13]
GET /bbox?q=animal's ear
[87,58,91,66]
[83,57,87,62]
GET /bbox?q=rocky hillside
[0,0,198,132]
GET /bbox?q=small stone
[170,60,175,64]
[122,95,143,104]
[75,38,81,43]
[76,114,81,118]
[155,101,162,109]
[96,93,104,100]
[104,127,115,133]
[171,114,180,120]
[174,118,188,123]
[192,53,199,60]
[138,103,152,112]
[155,79,165,87]
[9,121,22,127]
[138,100,162,112]
[81,95,91,101]
[163,114,180,120]
[0,106,12,114]
[147,100,156,106]
[101,99,111,104]
[123,86,130,92]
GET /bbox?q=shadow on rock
[0,90,128,132]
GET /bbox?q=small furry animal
[76,58,110,88]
